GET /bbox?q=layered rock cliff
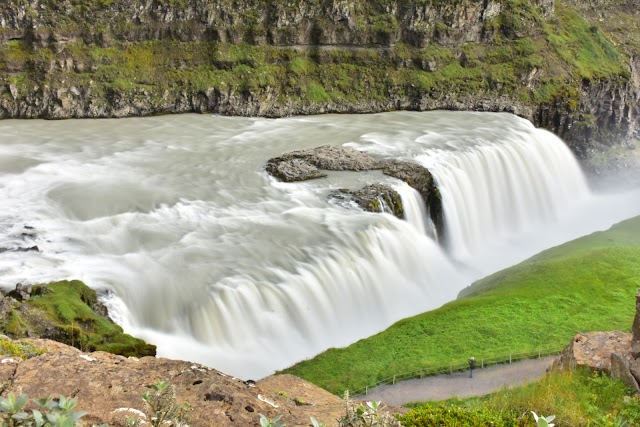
[0,0,637,154]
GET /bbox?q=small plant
[0,392,89,427]
[125,380,190,427]
[337,392,401,427]
[531,411,556,427]
[310,417,326,427]
[258,413,285,427]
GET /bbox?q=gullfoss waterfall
[0,111,637,379]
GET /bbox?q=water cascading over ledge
[0,111,628,381]
[417,127,591,259]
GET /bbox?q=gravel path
[359,356,557,406]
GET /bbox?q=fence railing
[351,347,564,397]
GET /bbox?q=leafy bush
[398,404,528,427]
[0,393,92,427]
[125,380,190,427]
[338,392,401,427]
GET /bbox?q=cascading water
[419,124,591,259]
[392,181,434,238]
[0,111,637,379]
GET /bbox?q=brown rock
[610,352,640,393]
[266,157,327,182]
[3,338,347,427]
[553,331,632,373]
[631,289,640,358]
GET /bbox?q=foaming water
[0,111,637,379]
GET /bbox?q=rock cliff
[0,0,638,154]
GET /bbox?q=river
[0,111,638,379]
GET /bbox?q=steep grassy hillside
[282,216,640,395]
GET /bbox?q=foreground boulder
[554,290,640,394]
[0,338,346,426]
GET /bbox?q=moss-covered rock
[0,280,156,358]
[349,184,404,219]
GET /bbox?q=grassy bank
[399,367,640,426]
[282,216,640,395]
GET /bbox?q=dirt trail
[358,356,556,406]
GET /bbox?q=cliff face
[0,0,637,153]
[0,0,554,46]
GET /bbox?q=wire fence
[351,347,564,397]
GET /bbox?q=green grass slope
[282,216,640,395]
[400,367,640,426]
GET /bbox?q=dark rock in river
[266,145,381,182]
[381,160,444,239]
[266,157,327,182]
[338,184,404,219]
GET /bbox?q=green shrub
[399,404,528,427]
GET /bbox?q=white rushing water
[0,111,637,379]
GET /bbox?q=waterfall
[0,111,635,381]
[415,127,590,259]
[392,181,436,238]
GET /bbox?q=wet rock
[266,157,326,182]
[342,184,404,219]
[381,160,444,237]
[265,145,380,182]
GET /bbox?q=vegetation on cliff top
[0,0,632,135]
[0,280,156,358]
[281,216,640,395]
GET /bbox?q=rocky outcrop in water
[0,338,352,426]
[336,184,404,219]
[380,160,443,237]
[266,146,444,236]
[266,145,380,182]
[553,290,640,394]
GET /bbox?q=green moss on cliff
[0,280,156,358]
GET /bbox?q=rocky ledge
[266,146,443,237]
[0,338,353,426]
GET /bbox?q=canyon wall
[0,0,637,153]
